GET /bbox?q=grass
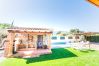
[1,48,99,66]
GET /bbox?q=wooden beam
[8,30,52,34]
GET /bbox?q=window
[75,36,79,39]
[51,37,57,40]
[68,36,73,39]
[15,34,18,37]
[60,37,65,40]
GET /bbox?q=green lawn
[1,48,99,66]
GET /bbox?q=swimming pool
[51,42,66,45]
[51,42,71,48]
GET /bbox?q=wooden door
[37,35,43,48]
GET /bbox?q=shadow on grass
[25,48,77,64]
[80,49,95,53]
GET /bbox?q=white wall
[51,35,85,43]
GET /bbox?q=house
[4,27,52,58]
[66,33,85,43]
[51,33,85,43]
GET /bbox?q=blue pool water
[51,42,71,48]
[52,42,66,45]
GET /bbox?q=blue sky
[0,0,99,31]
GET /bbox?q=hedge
[85,36,99,42]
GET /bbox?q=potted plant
[43,45,47,49]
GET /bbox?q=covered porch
[4,27,52,58]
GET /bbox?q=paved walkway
[52,42,99,50]
[0,50,5,63]
[71,42,99,50]
[89,42,99,50]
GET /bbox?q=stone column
[33,35,37,50]
[43,35,46,45]
[5,32,15,57]
[47,34,51,49]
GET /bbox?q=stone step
[17,51,40,58]
[17,49,51,58]
[22,54,40,58]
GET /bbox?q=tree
[56,31,62,35]
[0,23,12,45]
[69,28,83,34]
[62,32,69,36]
[0,23,11,29]
[62,34,67,36]
[70,29,79,34]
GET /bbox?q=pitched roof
[7,27,52,33]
